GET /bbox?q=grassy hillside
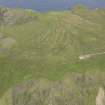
[1,72,105,105]
[0,6,105,105]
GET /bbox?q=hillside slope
[0,7,105,104]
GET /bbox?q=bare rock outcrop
[96,87,105,105]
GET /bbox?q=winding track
[79,52,105,60]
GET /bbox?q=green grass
[1,71,105,105]
[0,7,105,99]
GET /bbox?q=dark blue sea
[0,0,105,12]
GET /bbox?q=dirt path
[79,52,105,60]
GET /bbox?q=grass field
[0,6,105,105]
